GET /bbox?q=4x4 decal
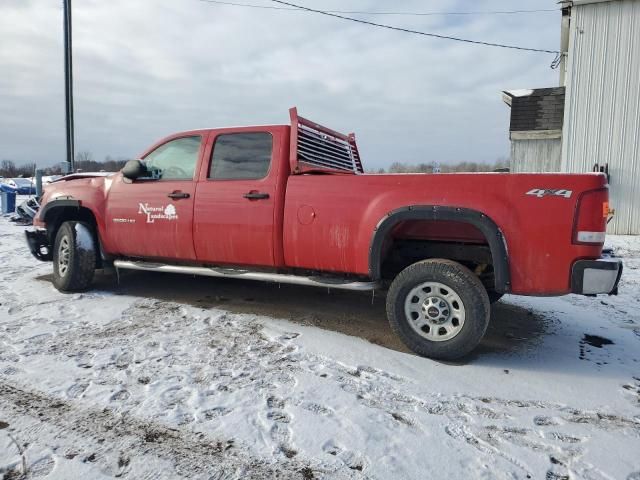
[526,188,573,199]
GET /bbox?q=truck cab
[106,126,288,267]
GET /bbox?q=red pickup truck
[26,108,622,359]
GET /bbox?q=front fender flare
[39,198,81,224]
[368,206,511,293]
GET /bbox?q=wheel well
[370,207,510,293]
[44,206,102,268]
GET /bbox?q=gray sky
[1,0,560,170]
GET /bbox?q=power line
[199,0,557,16]
[199,0,560,55]
[268,0,559,54]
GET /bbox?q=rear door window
[209,132,272,180]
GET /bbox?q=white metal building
[505,0,640,234]
[562,0,640,234]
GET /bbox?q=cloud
[0,0,560,168]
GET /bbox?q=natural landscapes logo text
[138,203,178,223]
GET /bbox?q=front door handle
[243,191,270,200]
[168,191,190,199]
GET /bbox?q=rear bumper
[25,228,52,261]
[571,257,623,295]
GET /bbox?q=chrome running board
[113,260,378,292]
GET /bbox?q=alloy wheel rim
[58,236,70,277]
[404,281,466,342]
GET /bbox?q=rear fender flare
[368,206,511,293]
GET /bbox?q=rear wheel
[386,259,490,360]
[52,221,96,292]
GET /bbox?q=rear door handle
[167,191,190,199]
[243,192,270,200]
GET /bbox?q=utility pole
[63,0,75,173]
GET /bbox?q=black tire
[386,259,490,360]
[487,290,504,304]
[52,221,96,292]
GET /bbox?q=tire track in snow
[0,381,323,480]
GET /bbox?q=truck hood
[53,172,115,182]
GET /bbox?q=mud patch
[579,334,615,362]
[582,334,614,348]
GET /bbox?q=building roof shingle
[503,86,565,132]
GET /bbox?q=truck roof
[176,124,287,134]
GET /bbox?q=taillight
[573,188,609,245]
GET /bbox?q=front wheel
[386,259,490,360]
[52,221,96,292]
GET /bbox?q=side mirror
[122,160,148,180]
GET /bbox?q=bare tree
[0,159,17,177]
[70,152,128,173]
[42,164,64,175]
[75,151,94,164]
[16,162,37,177]
[377,160,509,174]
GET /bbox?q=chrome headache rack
[289,107,363,174]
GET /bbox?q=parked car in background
[0,182,17,194]
[2,178,36,195]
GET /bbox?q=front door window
[144,136,201,180]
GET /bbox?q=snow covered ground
[1,215,639,480]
